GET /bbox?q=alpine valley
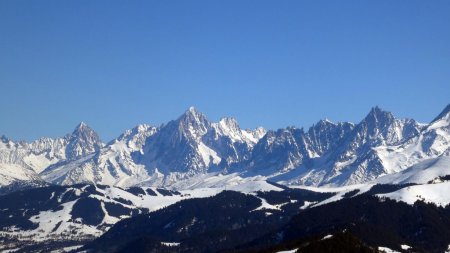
[1,104,450,253]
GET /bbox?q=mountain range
[1,104,450,252]
[1,105,449,193]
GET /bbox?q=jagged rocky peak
[4,104,450,190]
[118,124,157,140]
[136,124,153,132]
[242,126,267,145]
[211,116,266,146]
[176,107,210,139]
[212,117,243,141]
[315,118,335,126]
[360,106,420,137]
[180,106,208,122]
[363,106,395,125]
[416,104,450,156]
[310,118,352,132]
[307,119,354,156]
[65,122,103,160]
[431,104,450,123]
[253,126,267,137]
[246,127,306,174]
[353,106,408,145]
[70,121,100,139]
[255,127,301,150]
[115,124,158,151]
[219,117,240,131]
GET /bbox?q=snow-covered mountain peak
[370,105,450,177]
[254,127,267,137]
[181,106,206,121]
[431,104,450,123]
[76,121,88,128]
[71,121,94,138]
[426,104,450,133]
[71,121,95,135]
[311,119,344,131]
[119,124,153,139]
[219,117,240,130]
[3,104,450,191]
[241,126,267,145]
[116,124,158,151]
[363,106,395,125]
[304,119,354,157]
[177,107,210,140]
[137,124,151,132]
[317,118,335,126]
[64,122,103,160]
[0,123,103,187]
[212,117,242,141]
[352,106,420,146]
[209,117,266,147]
[188,105,197,112]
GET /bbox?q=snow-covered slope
[318,107,421,185]
[306,155,450,207]
[378,182,450,207]
[43,107,266,188]
[136,107,265,176]
[268,107,423,186]
[40,124,158,187]
[2,104,450,190]
[371,155,450,206]
[376,156,450,185]
[0,185,217,240]
[375,105,450,172]
[0,164,44,190]
[244,120,354,176]
[0,184,203,251]
[0,123,103,189]
[0,180,283,252]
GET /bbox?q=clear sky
[1,1,449,142]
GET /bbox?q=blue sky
[1,1,449,142]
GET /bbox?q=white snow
[51,245,84,253]
[300,201,317,209]
[0,163,47,189]
[375,115,450,176]
[400,244,411,250]
[23,153,58,174]
[378,246,401,253]
[314,183,375,207]
[168,172,283,193]
[252,197,282,211]
[446,244,450,253]
[0,184,238,247]
[290,184,366,193]
[276,249,298,253]
[212,118,266,146]
[0,164,39,185]
[321,234,333,240]
[378,181,450,206]
[376,156,450,185]
[197,142,221,166]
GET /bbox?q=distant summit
[65,122,103,160]
[1,104,449,190]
